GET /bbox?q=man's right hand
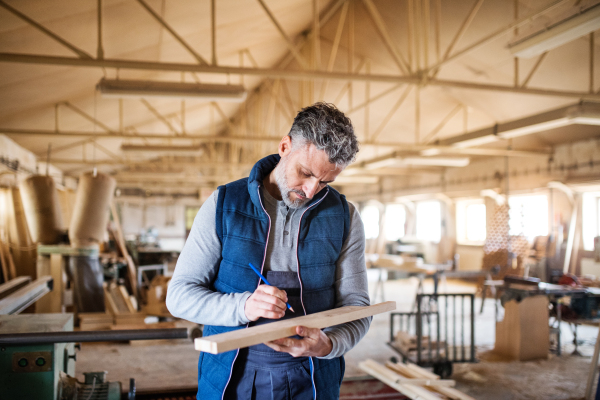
[244,284,288,321]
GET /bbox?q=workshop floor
[76,278,598,399]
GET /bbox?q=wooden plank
[103,283,123,315]
[0,238,10,283]
[109,202,138,296]
[118,285,137,313]
[0,276,31,300]
[585,323,600,399]
[359,359,442,400]
[35,254,63,313]
[4,241,17,281]
[389,362,476,400]
[195,301,396,354]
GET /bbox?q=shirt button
[284,231,289,235]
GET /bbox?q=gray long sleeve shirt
[166,187,371,359]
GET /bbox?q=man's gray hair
[288,102,359,168]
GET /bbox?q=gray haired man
[167,102,371,400]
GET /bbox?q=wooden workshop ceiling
[1,0,600,193]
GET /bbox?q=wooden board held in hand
[195,301,396,354]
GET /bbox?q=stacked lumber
[359,359,475,400]
[79,312,113,331]
[103,281,146,327]
[395,331,446,354]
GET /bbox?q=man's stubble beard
[274,155,309,209]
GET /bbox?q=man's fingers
[257,285,288,302]
[254,293,287,311]
[296,326,320,339]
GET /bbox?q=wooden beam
[136,0,208,65]
[390,362,477,400]
[438,0,484,72]
[109,202,138,297]
[371,85,413,142]
[140,99,179,134]
[422,103,463,144]
[62,102,114,132]
[318,1,349,100]
[195,301,396,354]
[0,0,93,59]
[427,0,570,72]
[361,0,410,74]
[211,0,217,66]
[5,53,600,101]
[359,359,441,400]
[520,52,547,88]
[256,0,309,69]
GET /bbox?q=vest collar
[248,153,329,210]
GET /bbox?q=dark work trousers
[224,271,314,400]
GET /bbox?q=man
[167,102,371,400]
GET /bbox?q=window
[384,204,406,241]
[582,192,600,251]
[361,205,380,240]
[457,199,486,244]
[416,201,441,243]
[508,194,548,240]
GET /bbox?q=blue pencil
[249,263,295,313]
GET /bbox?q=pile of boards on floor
[359,359,475,400]
[78,282,174,332]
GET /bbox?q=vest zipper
[221,185,272,400]
[295,187,329,400]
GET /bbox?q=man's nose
[303,179,319,199]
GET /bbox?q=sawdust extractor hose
[19,175,64,244]
[69,172,116,248]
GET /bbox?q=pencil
[248,262,295,313]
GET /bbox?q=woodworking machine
[0,313,189,400]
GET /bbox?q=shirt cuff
[237,291,252,325]
[317,331,340,359]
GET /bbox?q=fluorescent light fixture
[420,148,442,156]
[570,116,600,125]
[121,144,202,151]
[509,3,600,58]
[449,134,499,148]
[402,157,470,167]
[364,158,400,170]
[334,176,379,184]
[97,78,247,102]
[437,102,600,149]
[498,117,572,139]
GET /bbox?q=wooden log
[195,301,396,354]
[359,359,443,400]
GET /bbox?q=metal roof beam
[2,53,599,101]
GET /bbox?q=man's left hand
[264,326,332,357]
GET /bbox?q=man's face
[275,142,343,208]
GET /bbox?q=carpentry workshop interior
[3,0,600,399]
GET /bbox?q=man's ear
[278,136,293,157]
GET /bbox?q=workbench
[501,282,600,356]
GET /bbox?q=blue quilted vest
[197,154,350,400]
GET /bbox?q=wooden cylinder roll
[19,175,64,244]
[69,172,116,248]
